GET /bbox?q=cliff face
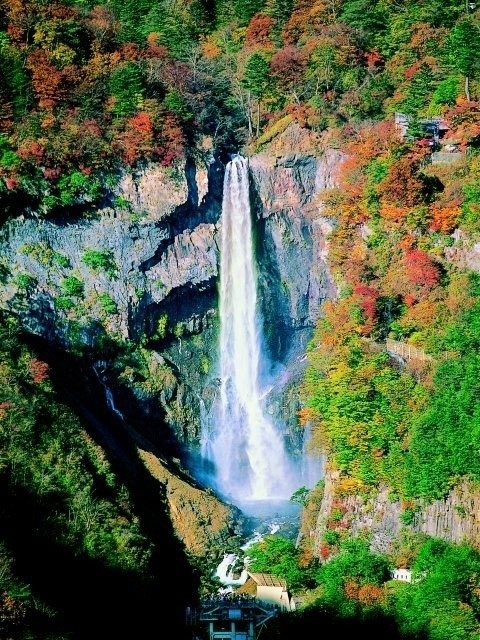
[250,127,340,361]
[311,471,480,558]
[0,126,342,445]
[0,155,222,345]
[248,125,341,455]
[0,128,343,554]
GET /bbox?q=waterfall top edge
[228,153,248,164]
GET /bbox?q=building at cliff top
[395,112,449,143]
[237,572,296,612]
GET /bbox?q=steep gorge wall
[0,155,222,344]
[250,146,340,361]
[248,125,341,456]
[0,126,342,448]
[0,127,343,553]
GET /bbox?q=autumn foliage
[405,249,440,292]
[29,358,49,384]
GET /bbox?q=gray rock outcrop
[313,471,480,556]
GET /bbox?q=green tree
[234,0,267,25]
[430,76,461,109]
[290,486,309,506]
[110,0,156,43]
[401,64,435,116]
[340,0,388,48]
[315,538,390,615]
[248,536,313,592]
[0,45,30,120]
[448,17,480,101]
[395,540,480,640]
[242,52,273,135]
[307,42,339,95]
[142,5,189,57]
[164,89,193,120]
[242,52,271,99]
[108,63,144,118]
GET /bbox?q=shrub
[55,296,75,310]
[15,273,37,291]
[98,293,118,315]
[324,530,340,545]
[82,250,117,278]
[57,172,101,206]
[290,486,310,506]
[0,150,22,170]
[53,253,70,268]
[61,276,84,297]
[331,508,344,522]
[156,314,168,339]
[400,507,416,526]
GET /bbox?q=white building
[391,568,412,583]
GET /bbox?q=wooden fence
[385,339,433,363]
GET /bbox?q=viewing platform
[186,595,279,640]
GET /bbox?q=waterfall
[207,155,294,503]
[93,362,125,421]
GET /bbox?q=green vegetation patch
[82,249,118,278]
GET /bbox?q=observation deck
[186,595,278,640]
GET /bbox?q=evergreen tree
[448,17,480,101]
[265,0,295,25]
[142,4,197,58]
[0,45,30,121]
[233,0,268,26]
[242,52,272,99]
[108,63,144,118]
[110,0,157,43]
[401,64,435,116]
[340,0,388,48]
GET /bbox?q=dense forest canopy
[0,0,479,214]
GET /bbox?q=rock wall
[0,128,344,553]
[248,125,342,452]
[313,471,480,557]
[445,228,480,273]
[0,126,343,449]
[250,140,341,361]
[0,155,223,345]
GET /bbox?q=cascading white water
[206,155,294,503]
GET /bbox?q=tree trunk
[465,75,471,102]
[256,101,260,137]
[246,92,253,138]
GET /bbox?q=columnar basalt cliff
[311,471,480,557]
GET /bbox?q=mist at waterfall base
[201,155,316,514]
